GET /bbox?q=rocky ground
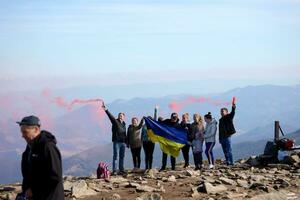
[1,152,300,200]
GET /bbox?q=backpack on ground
[97,162,110,179]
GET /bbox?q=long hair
[193,113,203,125]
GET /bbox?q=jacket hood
[40,130,57,144]
[208,119,217,126]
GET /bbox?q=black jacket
[163,118,181,128]
[105,110,127,143]
[180,122,193,142]
[219,106,236,139]
[21,131,64,200]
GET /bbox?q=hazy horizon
[1,0,300,99]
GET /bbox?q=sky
[0,0,300,100]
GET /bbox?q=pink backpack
[97,162,110,179]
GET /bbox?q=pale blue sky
[0,0,300,97]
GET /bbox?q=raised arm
[102,101,117,125]
[154,106,158,121]
[137,118,144,129]
[229,105,236,119]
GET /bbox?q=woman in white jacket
[204,112,217,169]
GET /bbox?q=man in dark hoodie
[219,101,236,166]
[102,102,127,174]
[160,112,181,171]
[18,115,64,200]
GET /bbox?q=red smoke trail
[41,89,105,128]
[52,97,103,111]
[42,88,103,111]
[169,96,234,112]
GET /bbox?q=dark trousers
[205,142,215,165]
[161,152,176,170]
[130,147,141,168]
[181,144,191,167]
[193,151,203,168]
[143,141,155,169]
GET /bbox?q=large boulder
[71,180,97,198]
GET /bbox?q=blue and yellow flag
[144,117,187,157]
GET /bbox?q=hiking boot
[183,164,190,168]
[118,170,126,175]
[159,167,166,172]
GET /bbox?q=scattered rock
[250,191,294,200]
[201,182,227,194]
[136,193,163,200]
[167,175,176,182]
[111,193,121,200]
[274,178,290,188]
[185,170,199,177]
[136,185,156,193]
[246,156,260,167]
[219,177,237,185]
[237,179,249,188]
[250,175,265,182]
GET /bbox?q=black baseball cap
[17,115,41,127]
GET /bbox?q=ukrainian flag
[144,117,187,157]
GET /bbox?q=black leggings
[131,147,141,168]
[143,141,155,169]
[193,152,203,168]
[181,144,191,166]
[162,153,176,170]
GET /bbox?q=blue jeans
[113,142,126,172]
[220,137,233,165]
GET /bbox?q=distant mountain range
[1,84,300,184]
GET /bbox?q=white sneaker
[208,164,214,169]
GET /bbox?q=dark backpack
[264,141,278,157]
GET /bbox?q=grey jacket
[204,119,217,143]
[127,119,144,148]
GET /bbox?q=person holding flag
[144,113,187,172]
[141,106,158,170]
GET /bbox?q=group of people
[16,101,236,200]
[101,101,236,175]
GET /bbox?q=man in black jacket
[219,102,236,166]
[18,116,64,200]
[102,102,127,174]
[160,112,181,171]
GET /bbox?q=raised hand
[101,101,107,110]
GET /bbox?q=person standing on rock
[127,117,144,170]
[204,112,217,169]
[102,102,127,175]
[18,115,64,200]
[141,106,158,170]
[160,113,181,171]
[180,113,192,168]
[191,113,205,170]
[219,98,236,166]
